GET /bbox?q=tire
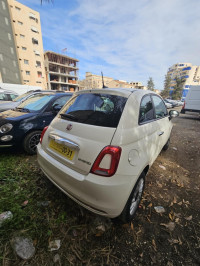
[119,172,145,223]
[163,138,170,151]
[23,131,42,155]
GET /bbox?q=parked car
[0,88,18,101]
[163,100,172,109]
[37,88,179,223]
[0,91,73,154]
[164,99,179,108]
[0,90,43,112]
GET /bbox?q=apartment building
[79,72,147,91]
[7,0,46,88]
[130,82,147,90]
[0,0,21,84]
[108,80,133,88]
[167,63,200,98]
[82,72,113,89]
[44,51,79,91]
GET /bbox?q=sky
[18,0,200,90]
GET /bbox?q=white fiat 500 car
[37,88,179,222]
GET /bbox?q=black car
[0,91,73,154]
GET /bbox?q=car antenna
[101,72,108,88]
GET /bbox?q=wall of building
[85,72,113,89]
[7,0,46,89]
[0,0,21,84]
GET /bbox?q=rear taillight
[182,101,185,109]
[90,146,121,177]
[40,126,48,144]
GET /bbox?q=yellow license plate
[49,139,75,160]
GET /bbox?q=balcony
[47,60,78,70]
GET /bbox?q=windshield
[17,94,55,112]
[60,93,127,128]
[13,91,34,102]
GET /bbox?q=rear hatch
[42,90,129,175]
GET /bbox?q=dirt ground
[1,107,200,266]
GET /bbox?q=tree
[172,77,185,100]
[160,75,171,98]
[147,77,155,91]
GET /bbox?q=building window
[32,38,38,45]
[29,12,36,19]
[20,34,25,38]
[26,71,30,75]
[22,46,27,50]
[5,17,9,25]
[24,59,29,64]
[2,1,6,10]
[34,50,40,56]
[23,80,29,83]
[18,21,23,25]
[37,71,42,78]
[31,26,38,33]
[10,47,14,54]
[8,33,11,40]
[15,6,21,11]
[36,81,42,83]
[36,61,41,67]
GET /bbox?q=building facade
[81,72,113,89]
[44,51,79,91]
[79,72,147,91]
[167,63,200,98]
[0,0,21,84]
[7,0,46,89]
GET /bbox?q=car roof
[0,89,18,94]
[28,91,73,97]
[76,88,157,98]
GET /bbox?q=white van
[181,85,200,114]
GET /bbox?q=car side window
[0,93,6,100]
[152,95,167,119]
[139,95,154,124]
[52,95,72,108]
[10,94,17,100]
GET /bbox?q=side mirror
[53,104,61,113]
[169,110,179,120]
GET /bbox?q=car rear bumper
[37,144,138,218]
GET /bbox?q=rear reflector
[90,146,121,177]
[40,126,48,144]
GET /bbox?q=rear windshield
[60,93,127,128]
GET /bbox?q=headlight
[0,123,13,133]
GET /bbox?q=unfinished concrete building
[44,51,79,91]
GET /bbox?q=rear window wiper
[60,113,78,121]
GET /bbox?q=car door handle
[158,131,164,136]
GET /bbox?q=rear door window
[60,93,127,128]
[139,95,154,124]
